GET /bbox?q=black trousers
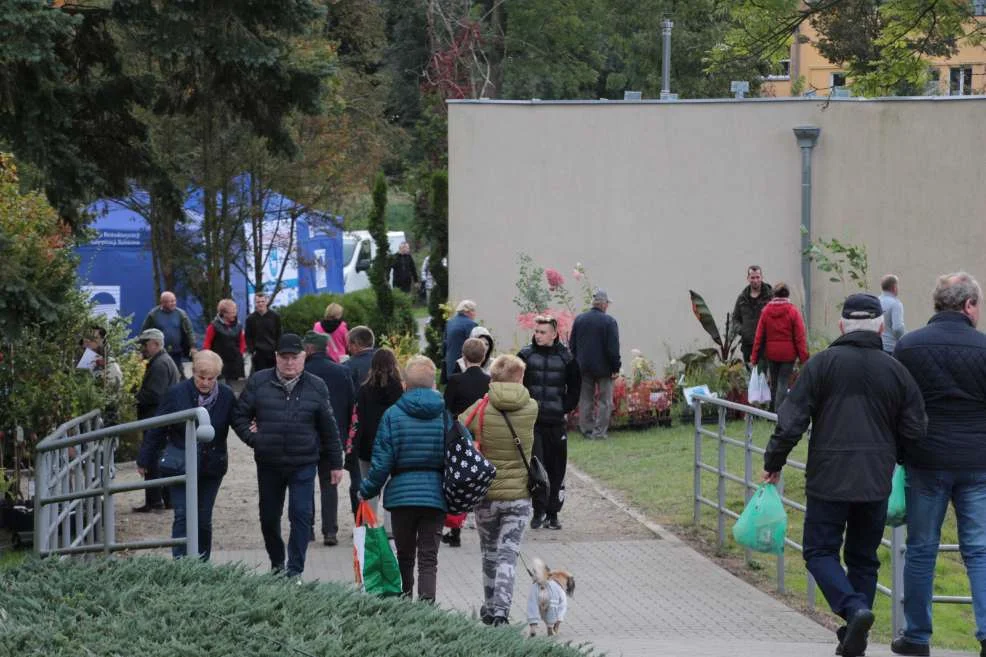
[391,506,444,601]
[532,423,567,516]
[252,350,276,374]
[143,430,171,508]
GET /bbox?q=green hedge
[279,288,416,338]
[1,558,592,657]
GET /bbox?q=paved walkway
[203,434,972,657]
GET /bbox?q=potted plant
[677,290,748,421]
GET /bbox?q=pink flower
[545,268,564,289]
[572,269,583,281]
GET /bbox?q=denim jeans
[257,463,317,576]
[169,476,223,561]
[903,467,986,644]
[802,496,886,620]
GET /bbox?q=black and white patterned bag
[443,413,496,514]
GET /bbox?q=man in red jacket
[751,282,809,412]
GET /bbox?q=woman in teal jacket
[360,356,468,602]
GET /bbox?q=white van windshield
[343,237,356,264]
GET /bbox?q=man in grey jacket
[133,328,180,512]
[879,274,906,354]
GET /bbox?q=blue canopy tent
[76,187,343,339]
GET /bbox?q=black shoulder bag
[500,410,550,509]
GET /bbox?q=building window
[975,0,986,17]
[949,66,973,95]
[925,68,942,95]
[766,59,791,80]
[830,72,850,97]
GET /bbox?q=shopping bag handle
[355,499,378,528]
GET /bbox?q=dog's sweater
[527,579,568,625]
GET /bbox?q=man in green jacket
[461,354,539,627]
[732,265,773,365]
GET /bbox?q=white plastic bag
[748,368,771,404]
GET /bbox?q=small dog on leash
[527,557,576,637]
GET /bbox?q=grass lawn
[568,419,979,652]
[0,547,27,571]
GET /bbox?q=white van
[342,230,407,293]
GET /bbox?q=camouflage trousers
[475,498,532,618]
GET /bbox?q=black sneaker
[323,534,338,546]
[530,513,545,529]
[132,504,164,513]
[890,638,930,656]
[545,514,563,530]
[836,625,866,656]
[441,528,461,547]
[841,609,873,657]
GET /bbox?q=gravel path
[114,428,656,552]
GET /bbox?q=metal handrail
[34,407,215,558]
[691,392,971,638]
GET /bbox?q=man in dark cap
[302,331,356,546]
[233,333,344,576]
[133,328,180,512]
[763,293,926,657]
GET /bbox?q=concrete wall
[448,97,986,371]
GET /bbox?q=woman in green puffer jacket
[460,354,539,627]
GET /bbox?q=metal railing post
[717,405,727,548]
[743,414,753,564]
[891,525,906,637]
[693,398,702,526]
[33,450,48,555]
[777,474,786,593]
[101,437,115,555]
[184,418,199,558]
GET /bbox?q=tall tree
[368,173,394,332]
[424,170,448,367]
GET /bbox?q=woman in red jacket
[750,282,809,412]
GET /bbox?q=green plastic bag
[732,483,788,555]
[354,502,403,597]
[886,465,907,527]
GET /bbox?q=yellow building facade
[763,10,986,97]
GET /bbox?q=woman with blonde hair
[461,354,538,626]
[202,298,245,381]
[138,350,235,560]
[313,302,349,363]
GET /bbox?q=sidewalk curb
[567,464,682,544]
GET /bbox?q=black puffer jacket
[894,311,986,471]
[518,337,581,427]
[764,331,926,502]
[232,369,342,470]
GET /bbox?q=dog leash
[518,552,535,578]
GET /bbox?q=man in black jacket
[303,331,356,546]
[892,272,986,657]
[518,315,581,531]
[390,242,419,294]
[732,266,773,365]
[570,289,621,440]
[245,292,281,373]
[444,338,491,416]
[763,294,926,657]
[134,328,181,513]
[233,333,344,576]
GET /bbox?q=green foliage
[424,171,448,367]
[0,557,591,656]
[368,172,394,332]
[514,253,551,314]
[682,291,744,394]
[803,234,870,292]
[0,155,79,339]
[714,0,983,97]
[278,289,416,342]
